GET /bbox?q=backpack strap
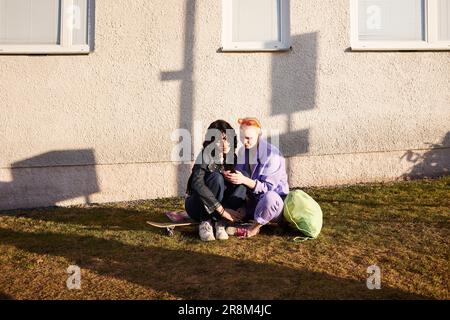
[293,236,311,242]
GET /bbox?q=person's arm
[225,153,286,194]
[224,170,256,189]
[251,156,283,195]
[214,204,244,222]
[190,164,221,214]
[242,176,257,190]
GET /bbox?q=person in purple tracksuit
[224,117,289,238]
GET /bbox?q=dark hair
[202,120,237,165]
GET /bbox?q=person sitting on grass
[184,120,246,242]
[224,117,289,238]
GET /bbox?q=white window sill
[0,45,91,55]
[221,41,291,52]
[350,41,450,51]
[220,46,291,52]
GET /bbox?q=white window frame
[222,0,290,52]
[350,0,450,50]
[0,0,91,54]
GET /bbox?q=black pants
[185,171,248,222]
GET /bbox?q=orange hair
[238,117,262,129]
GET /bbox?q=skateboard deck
[146,220,198,236]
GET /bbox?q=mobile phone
[224,164,236,173]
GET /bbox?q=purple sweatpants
[246,191,285,225]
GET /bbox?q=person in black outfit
[184,120,247,241]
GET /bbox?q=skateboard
[146,220,199,236]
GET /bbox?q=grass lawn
[0,176,448,300]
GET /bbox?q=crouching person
[185,120,246,241]
[224,118,289,238]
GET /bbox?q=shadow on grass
[0,201,298,239]
[0,292,13,300]
[0,228,430,299]
[0,197,185,232]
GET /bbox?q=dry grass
[0,176,449,300]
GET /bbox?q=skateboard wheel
[166,227,175,237]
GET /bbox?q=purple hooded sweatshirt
[235,138,289,197]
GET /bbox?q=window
[350,0,450,50]
[222,0,290,51]
[0,0,94,54]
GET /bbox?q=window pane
[358,0,425,41]
[72,0,87,45]
[232,0,281,42]
[439,0,450,40]
[0,0,60,45]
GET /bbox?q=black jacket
[186,150,236,214]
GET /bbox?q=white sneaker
[215,220,229,240]
[199,220,215,241]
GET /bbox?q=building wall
[1,0,449,210]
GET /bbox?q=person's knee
[254,191,284,225]
[206,172,225,188]
[261,191,283,210]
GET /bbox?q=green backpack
[283,190,323,242]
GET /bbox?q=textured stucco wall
[1,0,449,210]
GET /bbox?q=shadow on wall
[0,227,430,299]
[163,0,318,194]
[0,149,99,211]
[160,0,196,196]
[271,33,318,186]
[401,132,450,179]
[271,32,317,157]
